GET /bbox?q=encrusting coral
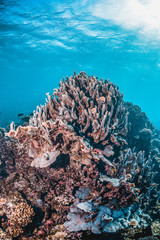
[0,72,159,239]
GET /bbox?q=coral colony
[0,72,159,239]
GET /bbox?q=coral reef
[0,72,159,239]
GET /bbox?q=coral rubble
[0,72,159,239]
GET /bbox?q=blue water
[0,0,160,127]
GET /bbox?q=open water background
[0,0,160,128]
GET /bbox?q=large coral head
[47,72,128,148]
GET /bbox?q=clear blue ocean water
[0,0,160,128]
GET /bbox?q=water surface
[0,0,160,127]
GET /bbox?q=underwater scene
[0,0,160,239]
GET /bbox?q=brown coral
[0,193,35,238]
[6,224,24,238]
[10,202,34,227]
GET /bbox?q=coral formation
[9,202,34,227]
[151,221,160,237]
[64,149,154,234]
[124,101,155,162]
[30,71,128,148]
[0,72,159,239]
[0,192,35,238]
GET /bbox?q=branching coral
[28,72,128,149]
[6,72,129,167]
[10,202,34,227]
[0,193,35,238]
[5,224,24,238]
[6,119,93,169]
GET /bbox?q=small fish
[17,113,24,117]
[21,116,30,122]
